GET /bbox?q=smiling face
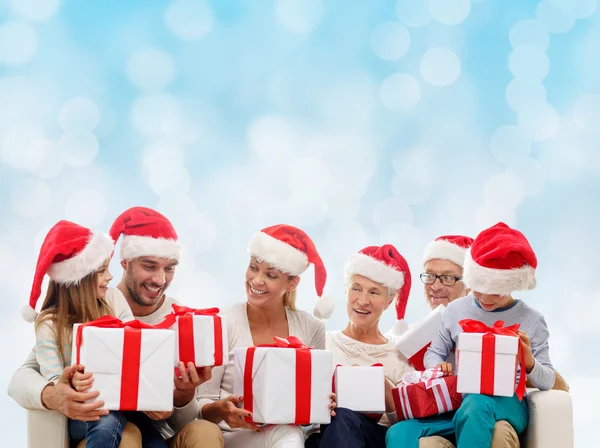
[472,291,514,311]
[245,257,299,308]
[95,258,113,299]
[346,274,394,331]
[121,256,177,308]
[423,259,466,309]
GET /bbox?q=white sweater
[326,331,414,426]
[196,302,327,431]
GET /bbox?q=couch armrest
[524,388,574,448]
[27,410,68,448]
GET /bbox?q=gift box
[392,368,462,421]
[333,365,385,414]
[156,305,228,368]
[456,319,526,399]
[233,336,333,425]
[72,316,175,411]
[395,305,445,370]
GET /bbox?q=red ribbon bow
[156,305,223,367]
[458,319,526,400]
[244,336,313,424]
[75,316,157,410]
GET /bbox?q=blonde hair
[283,288,297,310]
[35,272,114,365]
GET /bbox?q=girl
[24,220,164,448]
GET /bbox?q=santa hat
[463,222,537,296]
[423,235,474,268]
[109,207,182,262]
[22,221,114,323]
[247,224,331,318]
[344,244,412,336]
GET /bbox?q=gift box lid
[395,305,445,358]
[457,332,518,355]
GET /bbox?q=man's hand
[329,393,337,417]
[173,362,212,407]
[71,365,93,392]
[436,362,453,376]
[145,410,173,421]
[42,365,108,421]
[202,395,260,431]
[518,330,535,373]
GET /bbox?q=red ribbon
[459,319,526,400]
[75,316,156,410]
[156,305,223,367]
[243,336,313,424]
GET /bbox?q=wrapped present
[395,305,445,370]
[72,316,175,411]
[156,304,228,368]
[333,365,385,414]
[233,336,333,425]
[392,368,462,421]
[456,319,526,399]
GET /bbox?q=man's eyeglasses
[420,273,462,287]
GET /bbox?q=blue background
[1,0,598,445]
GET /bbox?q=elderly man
[8,207,223,448]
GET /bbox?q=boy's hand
[436,362,453,376]
[517,330,535,373]
[71,365,93,392]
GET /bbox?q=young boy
[386,222,555,448]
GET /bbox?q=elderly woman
[306,244,414,448]
[194,224,334,448]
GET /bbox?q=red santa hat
[344,244,412,322]
[463,222,537,296]
[247,224,331,317]
[109,207,182,262]
[423,234,474,268]
[22,220,114,323]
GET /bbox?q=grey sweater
[424,295,555,391]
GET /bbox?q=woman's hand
[202,395,261,432]
[329,393,337,417]
[71,365,93,392]
[436,362,453,376]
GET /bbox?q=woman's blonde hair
[35,271,114,365]
[282,287,297,310]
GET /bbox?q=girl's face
[96,259,113,299]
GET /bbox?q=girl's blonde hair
[282,287,297,310]
[35,271,114,365]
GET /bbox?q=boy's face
[472,291,513,311]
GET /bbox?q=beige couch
[26,388,574,448]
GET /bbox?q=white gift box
[72,323,175,411]
[168,314,228,368]
[395,305,445,368]
[334,366,385,413]
[456,332,519,397]
[233,346,333,424]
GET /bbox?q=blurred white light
[482,172,525,209]
[380,73,421,111]
[275,0,324,35]
[396,0,432,28]
[517,102,559,141]
[57,131,99,167]
[0,21,37,66]
[392,145,440,185]
[378,222,422,257]
[10,0,61,22]
[370,21,411,61]
[326,220,369,257]
[126,48,175,91]
[573,93,600,133]
[507,158,546,197]
[373,198,414,231]
[285,192,329,227]
[11,178,51,218]
[131,94,181,137]
[509,45,549,81]
[490,125,531,164]
[247,114,297,159]
[288,157,331,193]
[537,120,587,181]
[65,188,107,227]
[1,123,45,170]
[58,97,101,132]
[390,178,433,205]
[509,20,550,51]
[147,164,192,197]
[26,139,65,179]
[550,0,597,19]
[536,1,575,34]
[143,139,185,171]
[175,211,217,252]
[475,204,517,229]
[176,271,221,308]
[0,76,37,125]
[419,47,461,87]
[505,79,547,112]
[33,224,53,253]
[429,0,471,26]
[165,0,214,41]
[327,197,361,220]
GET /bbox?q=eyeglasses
[420,273,462,287]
